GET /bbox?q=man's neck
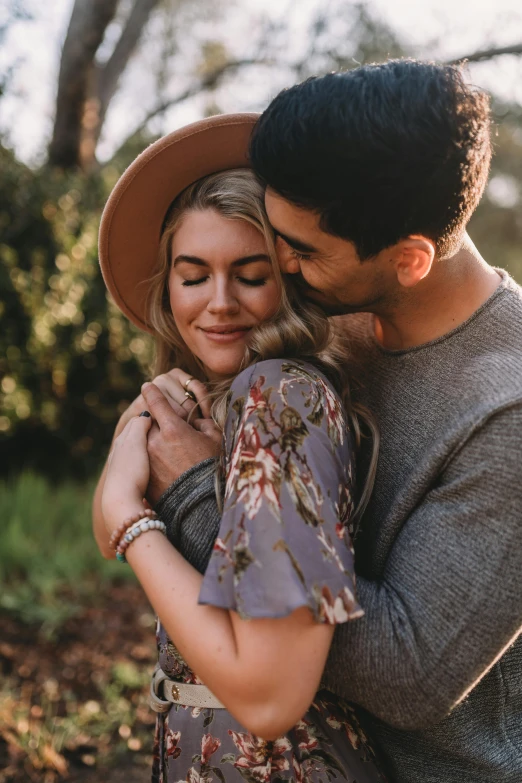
[373,237,502,351]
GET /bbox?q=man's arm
[154,457,221,574]
[142,382,221,505]
[322,403,522,730]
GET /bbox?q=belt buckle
[149,666,172,714]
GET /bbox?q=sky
[1,0,522,165]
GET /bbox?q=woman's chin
[202,358,245,381]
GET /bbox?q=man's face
[265,188,395,315]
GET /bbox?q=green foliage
[469,100,522,282]
[0,472,133,635]
[0,145,153,479]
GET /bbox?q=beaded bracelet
[109,508,156,551]
[115,517,167,563]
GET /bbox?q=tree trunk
[48,0,119,169]
[48,0,162,171]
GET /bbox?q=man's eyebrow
[273,230,318,254]
[173,254,271,268]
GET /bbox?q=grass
[0,473,156,781]
[0,472,132,636]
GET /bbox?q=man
[143,60,522,781]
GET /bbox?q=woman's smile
[199,323,254,343]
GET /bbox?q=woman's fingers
[117,409,153,444]
[157,369,212,419]
[185,378,212,419]
[150,374,190,418]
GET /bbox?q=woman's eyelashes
[181,276,267,287]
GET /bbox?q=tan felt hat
[98,113,260,333]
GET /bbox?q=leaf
[273,539,306,586]
[232,397,245,416]
[220,753,236,764]
[192,754,202,763]
[309,748,345,777]
[211,766,226,783]
[203,713,214,727]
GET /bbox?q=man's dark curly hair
[250,59,492,260]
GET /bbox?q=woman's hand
[116,369,210,438]
[102,413,153,535]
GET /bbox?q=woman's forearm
[125,529,333,738]
[92,412,136,559]
[93,460,114,558]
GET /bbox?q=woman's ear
[393,236,436,288]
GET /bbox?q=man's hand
[141,382,221,505]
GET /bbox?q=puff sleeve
[198,359,363,624]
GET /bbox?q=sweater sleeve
[154,457,222,575]
[322,403,522,730]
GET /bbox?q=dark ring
[184,389,197,402]
[139,410,151,417]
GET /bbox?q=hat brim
[98,113,260,333]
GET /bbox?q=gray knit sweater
[156,269,522,782]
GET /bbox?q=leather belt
[149,664,225,713]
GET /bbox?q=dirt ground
[0,583,158,782]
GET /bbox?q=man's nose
[276,238,300,274]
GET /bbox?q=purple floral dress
[152,359,387,783]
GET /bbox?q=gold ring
[184,377,194,391]
[180,396,192,408]
[184,389,197,402]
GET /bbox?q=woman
[94,114,384,783]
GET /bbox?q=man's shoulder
[339,276,522,401]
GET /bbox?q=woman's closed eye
[237,276,267,287]
[182,276,208,287]
[182,276,267,287]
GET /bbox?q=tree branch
[108,57,265,162]
[97,0,164,124]
[448,42,522,65]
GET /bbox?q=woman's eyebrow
[173,254,271,268]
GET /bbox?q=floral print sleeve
[199,359,363,624]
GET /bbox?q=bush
[0,143,152,481]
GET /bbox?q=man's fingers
[141,382,191,433]
[141,382,176,426]
[193,417,222,444]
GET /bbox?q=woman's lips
[199,325,252,343]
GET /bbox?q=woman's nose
[207,281,240,314]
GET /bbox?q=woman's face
[168,208,280,379]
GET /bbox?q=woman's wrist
[104,496,146,535]
[114,514,166,563]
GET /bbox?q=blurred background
[0,0,521,780]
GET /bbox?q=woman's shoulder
[227,358,349,452]
[230,358,340,402]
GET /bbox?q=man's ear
[393,236,436,288]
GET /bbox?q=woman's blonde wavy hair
[146,168,378,527]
